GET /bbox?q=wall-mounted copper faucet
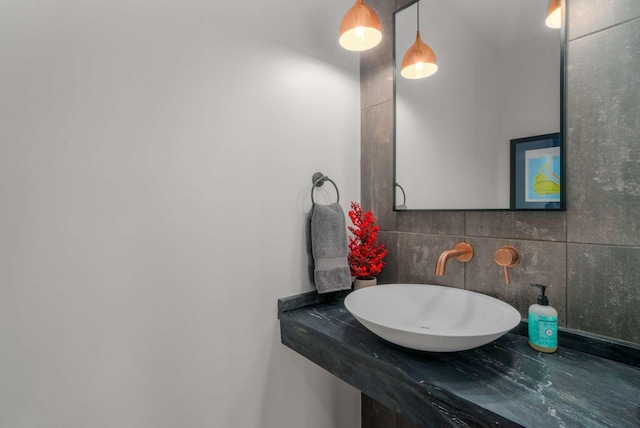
[435,242,473,276]
[494,246,521,284]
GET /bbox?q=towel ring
[395,182,406,206]
[311,172,340,204]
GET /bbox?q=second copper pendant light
[401,1,437,79]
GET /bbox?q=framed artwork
[510,133,564,210]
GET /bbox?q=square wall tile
[397,233,465,288]
[567,243,640,343]
[568,0,640,41]
[397,210,465,236]
[466,211,566,241]
[566,19,640,246]
[377,231,398,285]
[465,238,567,325]
[361,101,396,231]
[360,0,396,109]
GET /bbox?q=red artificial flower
[347,202,387,279]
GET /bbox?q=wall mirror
[394,0,565,210]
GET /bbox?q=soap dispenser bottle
[528,284,558,353]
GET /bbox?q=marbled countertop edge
[278,293,640,427]
[279,289,640,368]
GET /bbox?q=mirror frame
[392,0,567,212]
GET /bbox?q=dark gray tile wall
[464,237,568,326]
[465,211,566,241]
[567,244,640,344]
[361,101,395,230]
[360,0,640,341]
[360,1,640,425]
[397,233,466,288]
[359,0,395,109]
[566,18,640,246]
[377,231,398,285]
[568,0,640,40]
[397,211,465,235]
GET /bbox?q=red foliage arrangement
[347,202,387,279]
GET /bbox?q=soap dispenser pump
[528,284,558,353]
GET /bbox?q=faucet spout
[435,242,473,276]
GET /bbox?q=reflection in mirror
[395,182,407,209]
[394,0,562,210]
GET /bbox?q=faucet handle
[452,242,473,262]
[494,246,521,284]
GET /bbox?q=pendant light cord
[417,1,420,32]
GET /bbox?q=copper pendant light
[401,2,437,79]
[339,0,382,51]
[545,0,561,29]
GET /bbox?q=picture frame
[510,133,564,210]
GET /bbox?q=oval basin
[344,284,521,352]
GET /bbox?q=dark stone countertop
[278,290,640,427]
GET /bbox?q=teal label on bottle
[528,313,557,348]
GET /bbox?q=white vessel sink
[344,283,521,352]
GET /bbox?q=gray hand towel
[310,203,352,293]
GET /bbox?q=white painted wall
[0,1,361,427]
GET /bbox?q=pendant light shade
[401,2,437,79]
[339,0,382,51]
[401,31,438,79]
[545,0,561,29]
